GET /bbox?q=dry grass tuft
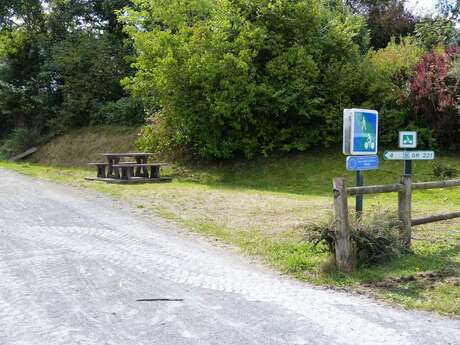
[132,186,331,235]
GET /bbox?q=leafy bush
[136,110,188,160]
[433,162,458,179]
[0,1,136,142]
[363,37,425,145]
[408,46,460,148]
[306,210,406,266]
[91,97,144,126]
[346,0,418,50]
[123,0,367,159]
[48,33,131,129]
[415,17,460,50]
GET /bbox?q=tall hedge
[123,0,367,158]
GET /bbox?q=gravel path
[0,168,458,345]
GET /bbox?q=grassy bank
[1,149,459,316]
[29,126,141,167]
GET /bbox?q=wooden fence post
[333,177,356,272]
[398,175,412,249]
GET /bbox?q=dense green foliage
[347,0,418,49]
[415,16,460,50]
[124,0,368,158]
[363,37,425,145]
[1,0,460,159]
[0,0,144,156]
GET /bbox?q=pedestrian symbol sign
[399,131,417,149]
[343,109,378,156]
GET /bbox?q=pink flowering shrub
[409,46,460,146]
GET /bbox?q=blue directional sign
[343,109,379,156]
[346,155,379,171]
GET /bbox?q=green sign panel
[399,131,417,149]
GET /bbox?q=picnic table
[101,152,152,178]
[87,152,171,184]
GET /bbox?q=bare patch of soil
[364,268,460,292]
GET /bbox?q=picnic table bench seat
[112,163,168,180]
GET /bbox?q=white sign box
[399,131,417,149]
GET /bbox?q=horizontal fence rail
[347,183,403,196]
[412,179,460,191]
[347,178,460,196]
[333,175,460,272]
[412,212,460,226]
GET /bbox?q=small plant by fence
[332,175,460,272]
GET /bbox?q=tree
[0,0,143,144]
[437,0,460,22]
[415,16,460,50]
[363,37,425,144]
[124,0,367,158]
[346,0,418,49]
[408,46,460,147]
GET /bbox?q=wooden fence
[332,175,460,272]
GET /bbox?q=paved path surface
[0,169,459,345]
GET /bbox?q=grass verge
[1,150,459,316]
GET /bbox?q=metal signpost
[343,109,379,216]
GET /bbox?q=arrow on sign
[384,151,401,160]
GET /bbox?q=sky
[406,0,438,15]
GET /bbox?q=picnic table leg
[97,165,106,178]
[120,166,131,180]
[135,157,142,177]
[142,157,149,177]
[150,166,160,179]
[113,158,121,179]
[107,157,114,177]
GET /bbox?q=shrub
[433,162,458,179]
[415,17,460,51]
[363,37,425,145]
[47,33,131,128]
[346,0,418,50]
[408,46,460,148]
[136,110,188,160]
[91,97,144,126]
[306,210,406,266]
[123,0,367,159]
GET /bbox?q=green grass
[1,148,459,316]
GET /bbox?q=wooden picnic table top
[112,163,168,167]
[99,153,153,158]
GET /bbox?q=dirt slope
[29,126,140,167]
